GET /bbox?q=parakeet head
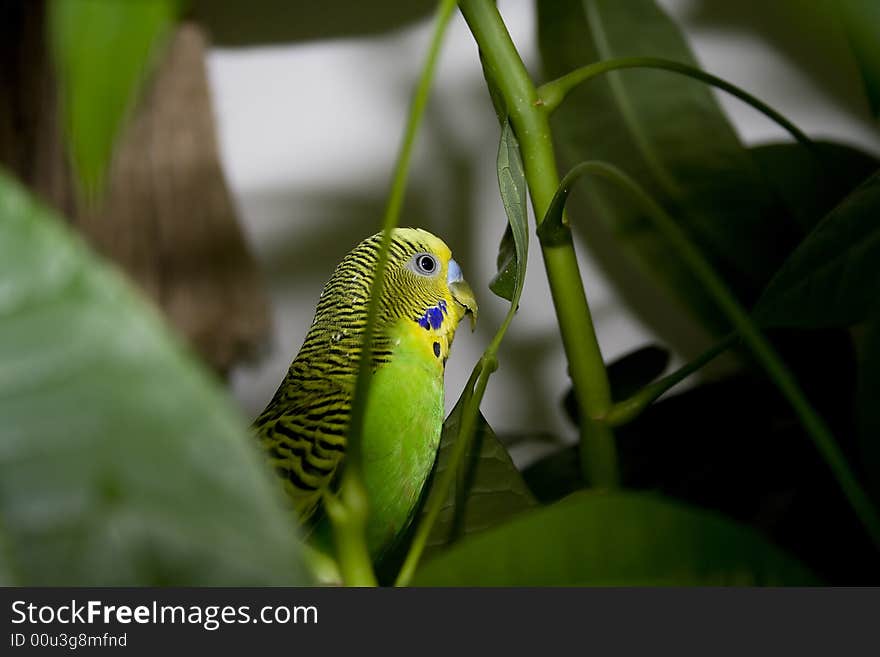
[375,227,477,332]
[309,227,477,366]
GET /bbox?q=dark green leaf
[0,524,12,586]
[531,362,880,583]
[535,167,574,248]
[751,140,879,232]
[522,446,582,505]
[753,171,880,328]
[538,0,797,333]
[192,0,435,46]
[489,122,528,304]
[48,0,181,193]
[563,344,671,424]
[488,225,516,301]
[858,319,880,502]
[839,0,880,118]
[414,491,816,585]
[0,171,307,585]
[496,430,565,448]
[421,398,537,559]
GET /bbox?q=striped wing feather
[254,359,350,523]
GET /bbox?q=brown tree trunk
[0,1,270,377]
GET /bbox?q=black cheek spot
[433,342,441,358]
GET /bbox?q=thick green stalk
[458,0,618,487]
[329,0,457,586]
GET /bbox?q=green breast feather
[360,320,445,554]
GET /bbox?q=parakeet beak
[447,259,478,331]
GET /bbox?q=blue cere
[417,304,445,331]
[447,259,463,284]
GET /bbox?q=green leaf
[48,0,181,194]
[521,446,582,505]
[538,0,794,333]
[421,397,537,558]
[192,0,435,46]
[753,171,880,328]
[414,491,817,585]
[526,367,879,582]
[0,524,13,586]
[563,338,690,440]
[751,140,879,232]
[858,319,880,502]
[489,122,528,303]
[839,0,880,118]
[604,344,671,398]
[563,344,671,423]
[488,226,516,301]
[0,170,307,585]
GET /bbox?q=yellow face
[378,228,477,364]
[380,228,475,320]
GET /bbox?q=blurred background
[206,0,880,465]
[3,0,879,587]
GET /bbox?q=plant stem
[330,0,457,586]
[382,0,459,237]
[603,332,738,427]
[537,57,816,155]
[574,160,880,549]
[348,0,457,464]
[459,0,618,488]
[540,161,741,426]
[323,472,377,586]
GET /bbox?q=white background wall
[206,0,880,464]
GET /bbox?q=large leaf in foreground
[538,0,795,333]
[753,171,880,328]
[414,491,816,585]
[49,0,181,192]
[0,171,306,585]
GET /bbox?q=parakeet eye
[411,253,439,276]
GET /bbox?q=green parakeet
[254,228,477,559]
